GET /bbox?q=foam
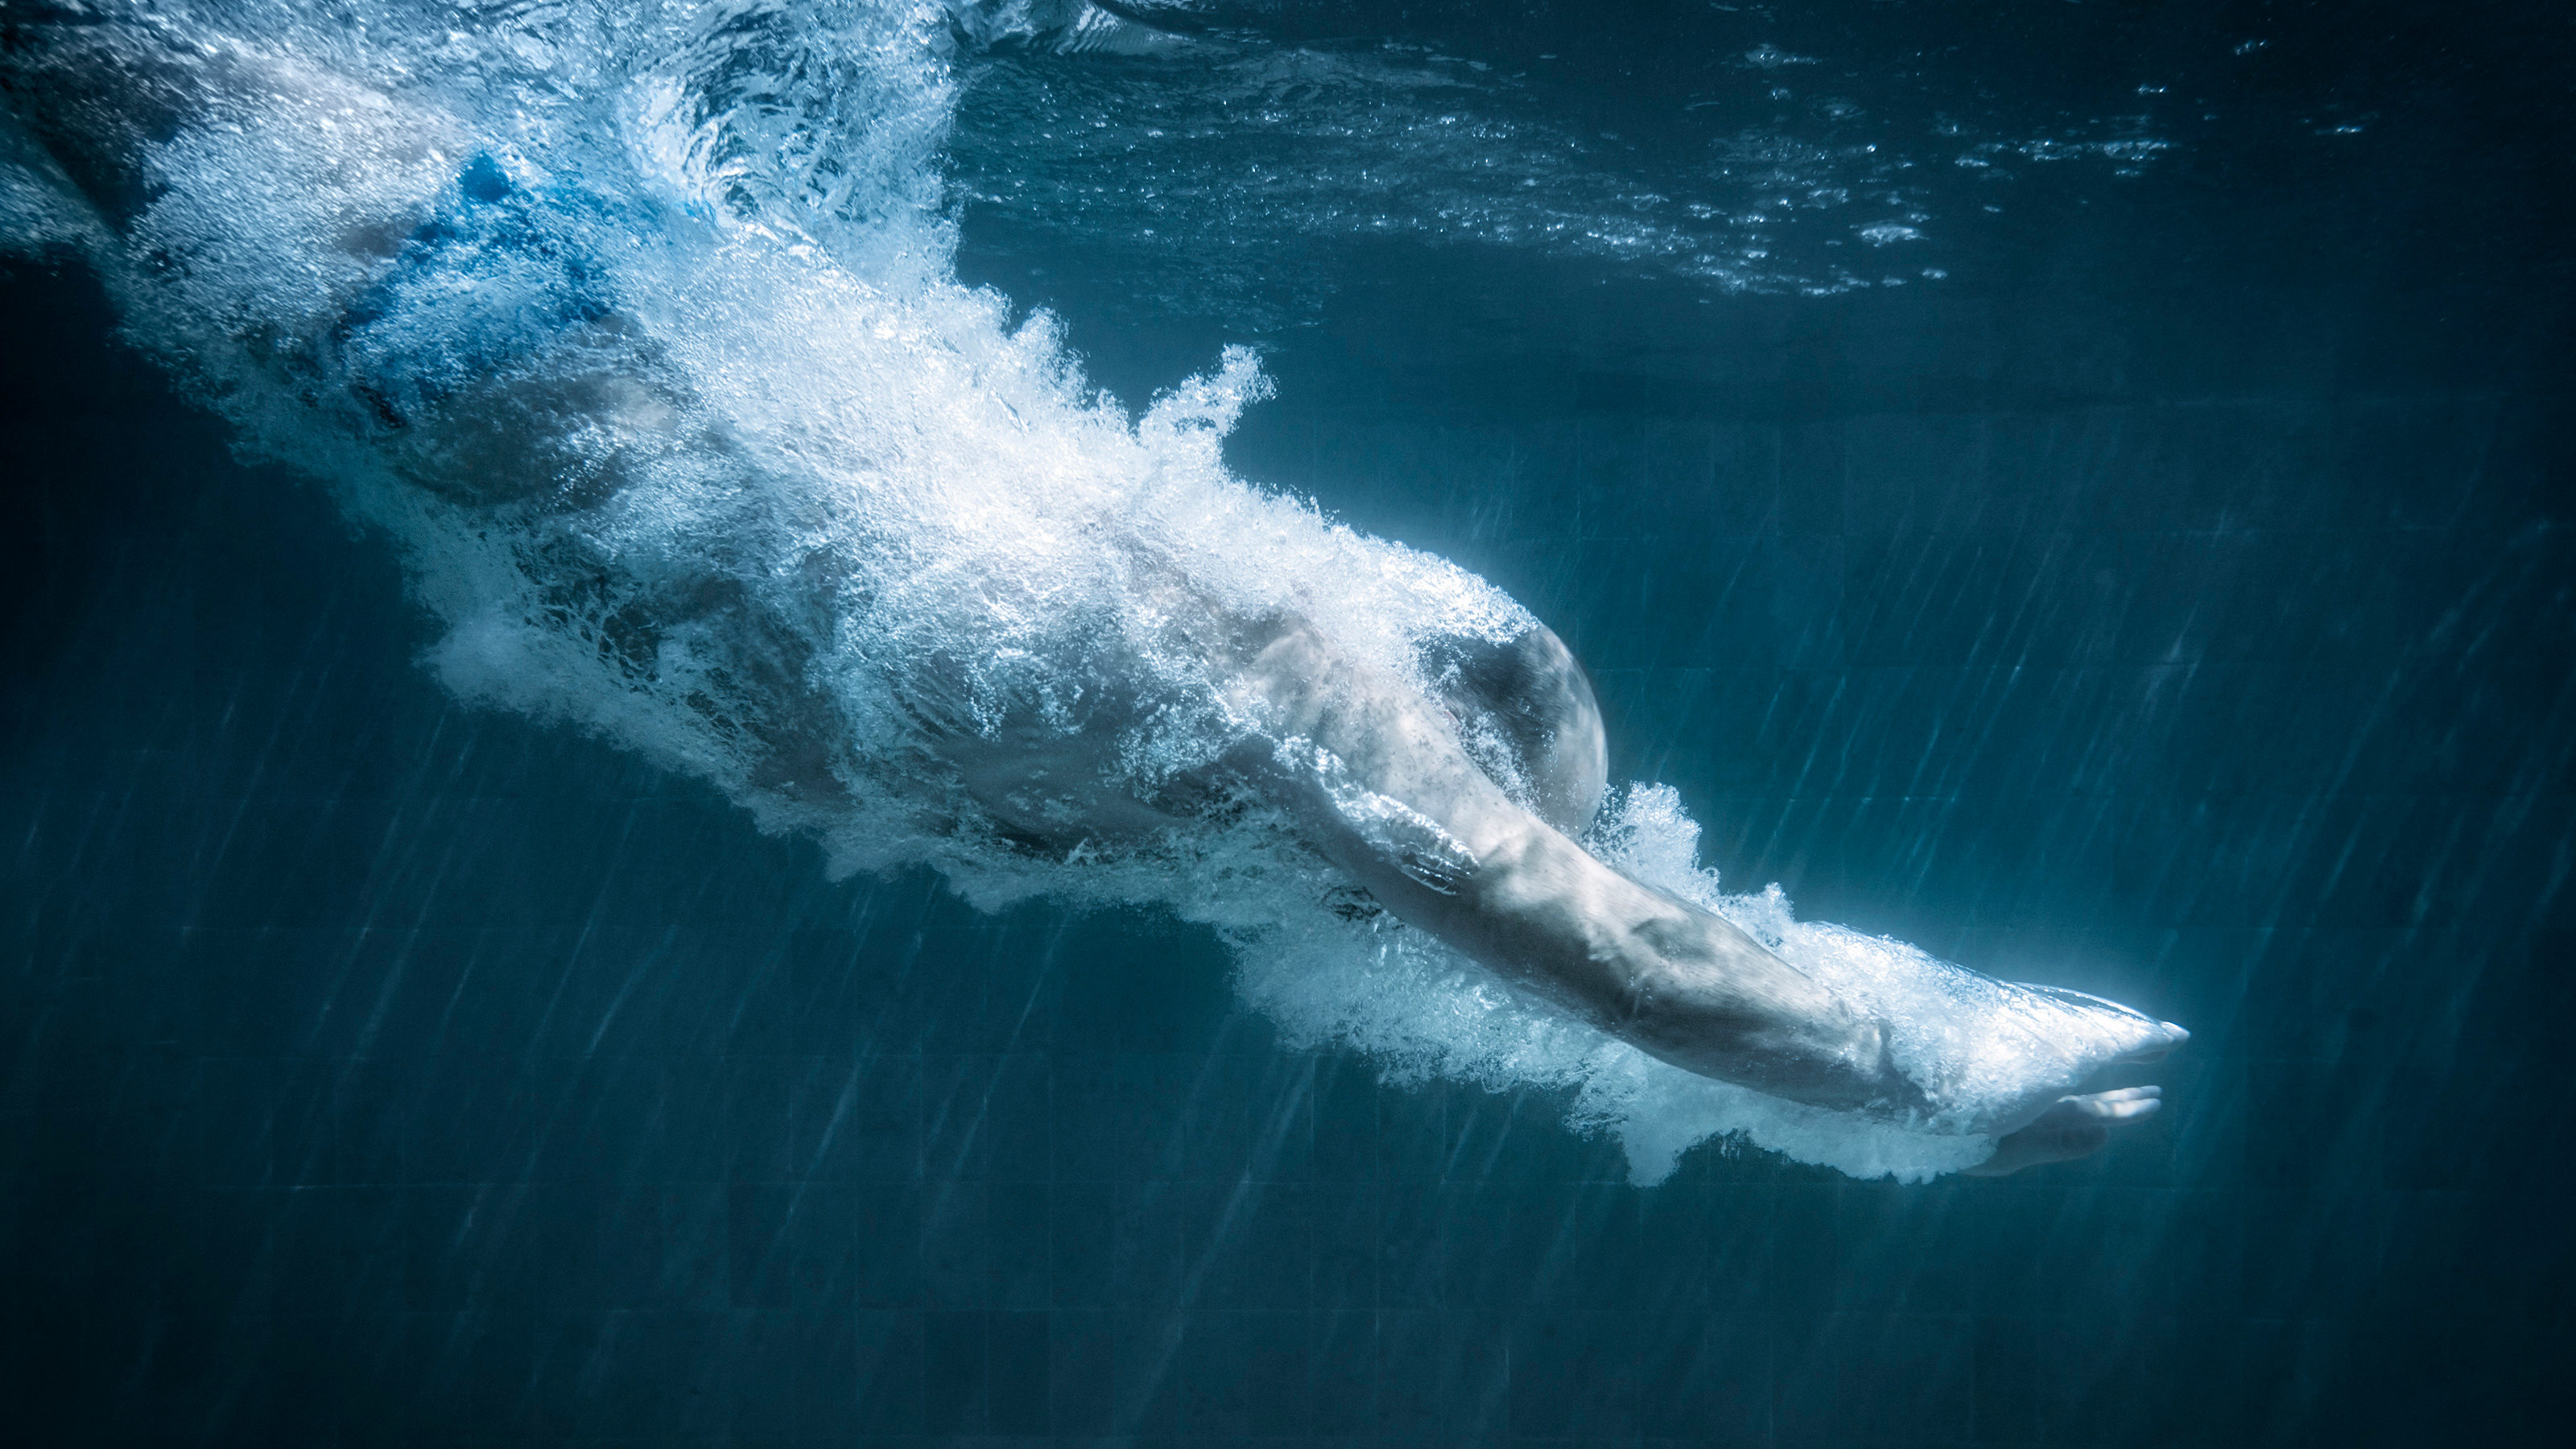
[6,1,2168,1182]
[0,105,101,254]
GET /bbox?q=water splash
[2,0,2173,1181]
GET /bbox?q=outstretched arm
[1229,619,1923,1117]
[1228,616,2180,1158]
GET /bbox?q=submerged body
[3,4,2180,1174]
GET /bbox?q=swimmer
[2,6,2183,1174]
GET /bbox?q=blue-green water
[4,2,2570,1443]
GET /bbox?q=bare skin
[1204,614,2181,1170]
[6,13,2181,1175]
[1960,1087,2165,1177]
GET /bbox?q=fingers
[2062,1085,2161,1121]
[1973,1086,2166,1178]
[2120,1022,2190,1063]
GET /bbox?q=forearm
[1232,621,1920,1116]
[1349,809,1918,1116]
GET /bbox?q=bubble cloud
[2,1,2174,1182]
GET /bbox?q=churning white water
[2,1,2169,1181]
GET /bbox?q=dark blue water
[6,2,2572,1444]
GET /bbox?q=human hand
[1960,1086,2163,1177]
